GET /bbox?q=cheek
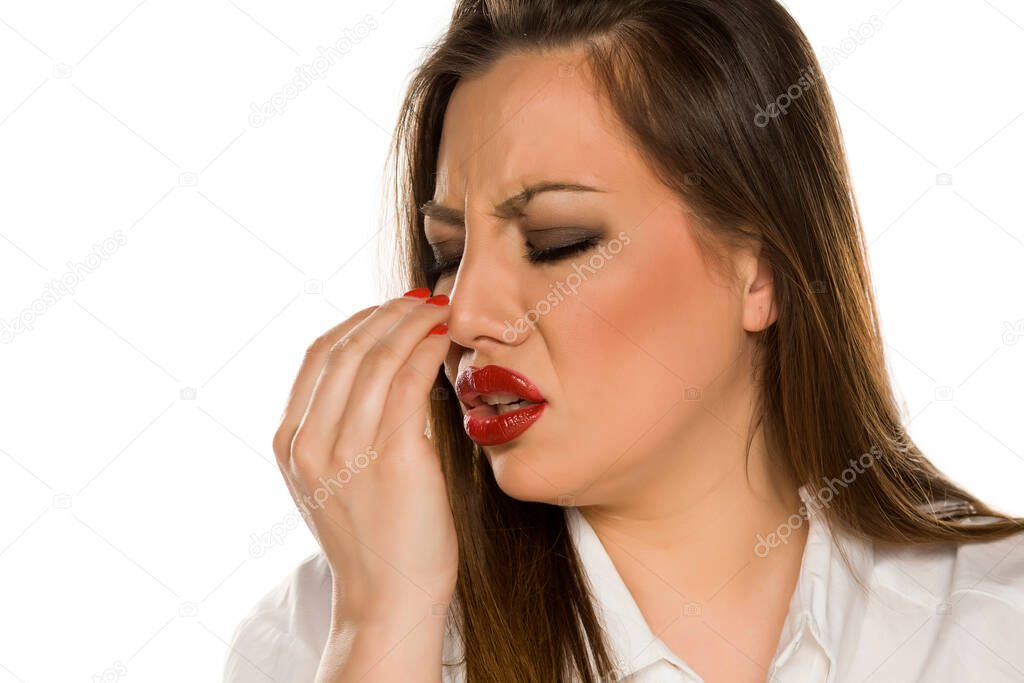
[536,219,745,484]
[568,221,741,392]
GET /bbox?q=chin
[485,444,588,507]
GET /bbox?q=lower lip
[463,401,547,446]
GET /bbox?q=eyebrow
[418,181,605,228]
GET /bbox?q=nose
[443,227,531,352]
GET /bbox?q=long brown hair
[383,1,1024,680]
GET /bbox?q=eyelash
[422,235,601,278]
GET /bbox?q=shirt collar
[564,504,701,681]
[769,484,875,676]
[563,484,875,681]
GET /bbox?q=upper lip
[455,365,546,410]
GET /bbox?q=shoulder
[865,527,1024,679]
[870,525,1024,611]
[222,551,333,683]
[947,526,1024,607]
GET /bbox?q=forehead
[434,48,645,202]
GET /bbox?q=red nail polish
[428,323,449,336]
[403,287,431,298]
[424,294,449,306]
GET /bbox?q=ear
[740,247,777,332]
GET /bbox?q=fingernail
[424,294,449,306]
[403,287,431,298]
[428,323,449,336]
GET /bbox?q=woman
[225,1,1024,681]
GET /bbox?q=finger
[333,299,451,457]
[273,307,378,531]
[274,305,377,463]
[294,296,435,462]
[376,327,451,451]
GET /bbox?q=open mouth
[466,393,544,417]
[455,365,548,446]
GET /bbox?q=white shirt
[223,486,1024,682]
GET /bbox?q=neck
[576,405,808,620]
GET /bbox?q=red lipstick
[455,365,547,446]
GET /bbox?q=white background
[1,1,1022,681]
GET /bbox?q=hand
[272,291,458,624]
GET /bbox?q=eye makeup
[421,227,604,279]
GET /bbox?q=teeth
[494,400,529,415]
[473,392,540,415]
[480,392,522,406]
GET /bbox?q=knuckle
[308,327,345,356]
[361,342,398,373]
[330,327,371,356]
[381,297,406,313]
[289,429,323,474]
[353,303,380,317]
[306,334,331,356]
[272,424,295,464]
[289,428,313,459]
[307,306,381,356]
[364,300,400,325]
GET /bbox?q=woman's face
[429,48,773,507]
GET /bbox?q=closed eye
[421,235,601,279]
[525,235,600,264]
